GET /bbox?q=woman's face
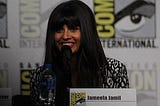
[54,24,81,53]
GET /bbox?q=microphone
[61,45,72,106]
[61,45,72,77]
[61,45,72,61]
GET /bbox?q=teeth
[62,43,73,46]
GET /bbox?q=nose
[63,27,71,40]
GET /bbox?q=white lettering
[130,71,156,90]
[20,0,40,38]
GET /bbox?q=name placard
[70,88,136,106]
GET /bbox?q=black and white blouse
[30,57,129,105]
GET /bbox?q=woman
[30,0,129,106]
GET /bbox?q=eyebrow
[115,0,155,23]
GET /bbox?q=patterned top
[100,58,129,88]
[30,57,129,105]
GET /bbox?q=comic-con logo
[94,0,156,48]
[0,0,7,39]
[20,62,40,95]
[94,0,115,38]
[71,93,86,106]
[0,62,8,87]
[19,0,45,48]
[0,0,10,48]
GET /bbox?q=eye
[131,14,142,24]
[114,0,155,33]
[69,27,80,32]
[115,13,146,32]
[69,29,77,32]
[55,29,64,33]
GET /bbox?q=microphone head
[61,45,72,61]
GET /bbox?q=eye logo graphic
[0,0,7,39]
[71,93,86,106]
[94,0,155,38]
[94,0,156,48]
[114,0,155,38]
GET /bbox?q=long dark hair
[44,0,106,87]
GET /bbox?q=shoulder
[106,57,125,66]
[105,57,126,71]
[101,57,129,88]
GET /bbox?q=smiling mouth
[61,42,74,48]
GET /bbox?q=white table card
[70,88,136,106]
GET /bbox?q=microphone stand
[61,45,72,106]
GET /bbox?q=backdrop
[0,0,159,106]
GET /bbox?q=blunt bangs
[51,2,81,32]
[53,16,80,32]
